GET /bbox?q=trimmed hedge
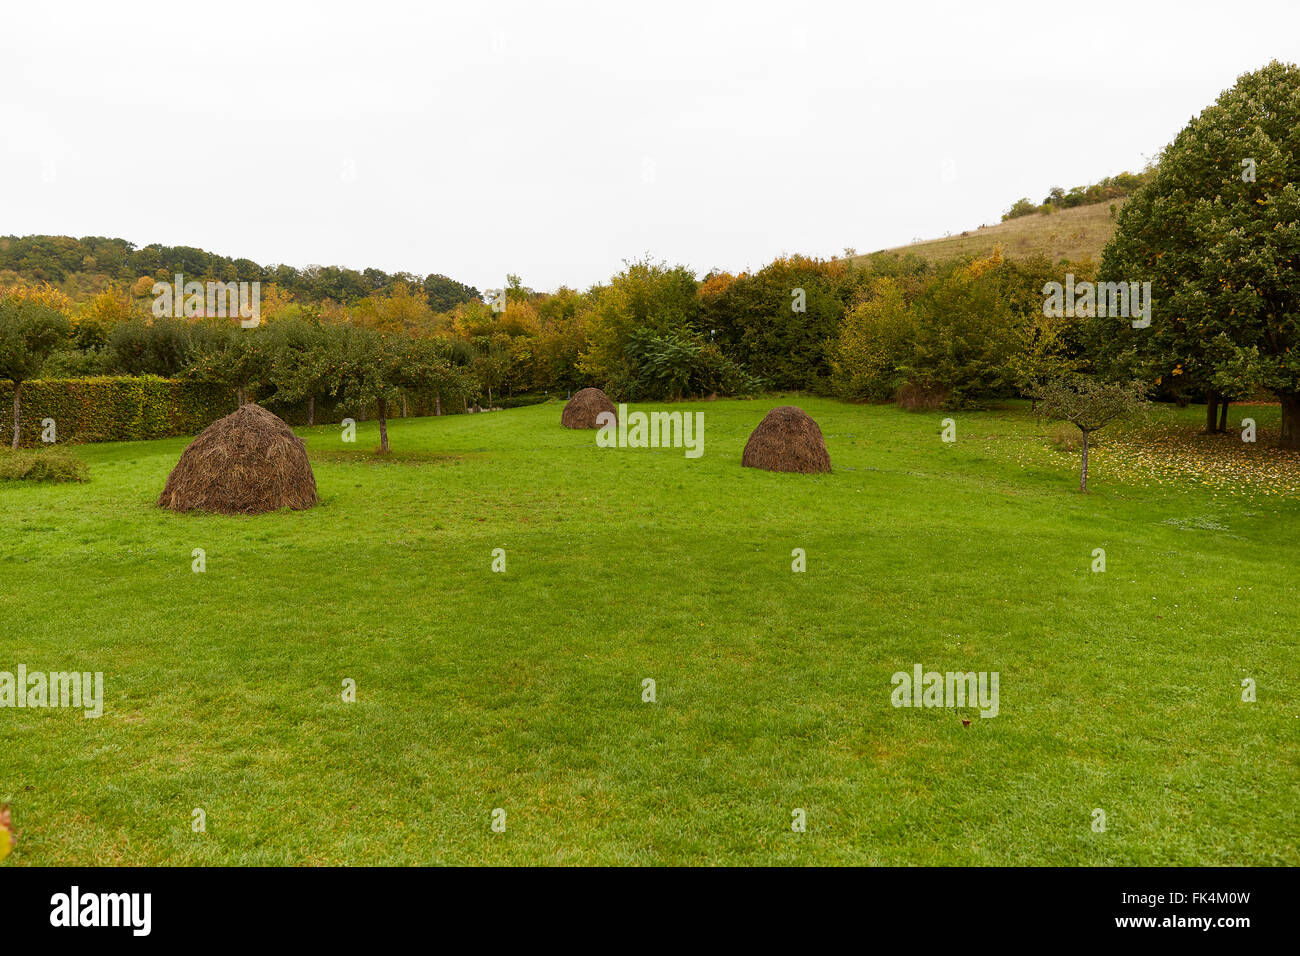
[0,377,234,447]
[0,377,472,446]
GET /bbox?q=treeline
[1,248,1092,415]
[0,235,481,312]
[1001,169,1155,221]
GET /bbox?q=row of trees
[0,300,476,452]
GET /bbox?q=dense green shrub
[0,447,87,482]
[621,327,761,400]
[830,254,1038,408]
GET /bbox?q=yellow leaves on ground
[0,805,13,862]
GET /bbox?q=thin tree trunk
[377,397,389,453]
[307,395,315,426]
[11,381,21,450]
[1079,430,1090,493]
[487,385,492,409]
[1218,398,1229,433]
[1205,393,1219,433]
[435,392,441,416]
[1281,393,1300,450]
[402,393,408,418]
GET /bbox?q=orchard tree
[106,317,192,378]
[1098,60,1300,447]
[0,299,70,448]
[398,336,474,419]
[328,325,406,452]
[1033,375,1148,492]
[470,333,512,408]
[186,322,273,407]
[268,318,336,425]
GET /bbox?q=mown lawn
[1,397,1296,865]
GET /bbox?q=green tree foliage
[622,328,761,400]
[0,234,476,309]
[702,256,847,392]
[1097,60,1300,447]
[424,273,481,313]
[830,278,914,401]
[1002,197,1039,221]
[830,254,1036,408]
[0,299,71,448]
[266,318,338,425]
[106,317,194,378]
[323,327,472,451]
[1031,375,1148,491]
[578,258,702,395]
[185,323,274,407]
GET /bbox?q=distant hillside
[0,234,480,311]
[854,199,1125,267]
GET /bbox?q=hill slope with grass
[856,200,1124,267]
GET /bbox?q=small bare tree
[1032,375,1147,492]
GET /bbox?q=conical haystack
[741,406,831,474]
[562,387,618,429]
[158,404,318,514]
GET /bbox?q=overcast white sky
[1,1,1295,293]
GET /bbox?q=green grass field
[2,397,1297,865]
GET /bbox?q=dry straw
[158,404,317,514]
[562,387,618,429]
[742,406,831,474]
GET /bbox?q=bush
[1002,198,1038,221]
[621,327,761,400]
[830,278,913,402]
[831,255,1026,409]
[700,255,849,392]
[0,447,87,482]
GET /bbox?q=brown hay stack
[158,404,318,514]
[562,387,617,429]
[741,406,832,474]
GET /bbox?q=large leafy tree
[423,273,481,314]
[1098,60,1300,447]
[0,299,70,448]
